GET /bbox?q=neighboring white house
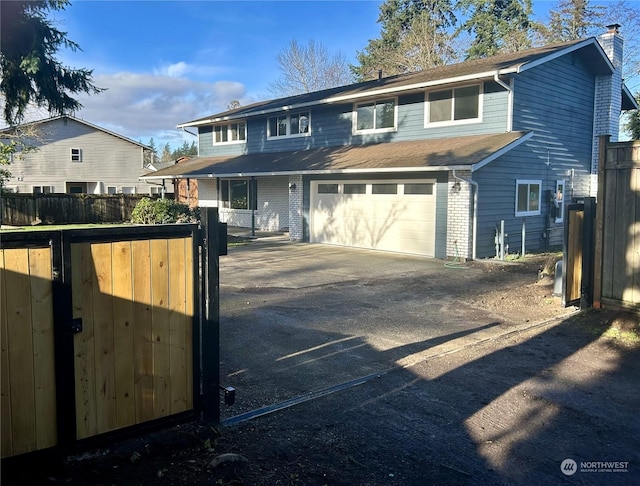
[1,115,172,195]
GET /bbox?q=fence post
[201,207,220,423]
[580,197,596,309]
[592,135,609,308]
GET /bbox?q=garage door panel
[311,180,436,257]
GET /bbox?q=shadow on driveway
[218,240,639,485]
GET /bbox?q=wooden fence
[1,194,151,226]
[594,136,640,310]
[1,242,58,457]
[1,217,223,460]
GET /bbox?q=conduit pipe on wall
[453,170,479,260]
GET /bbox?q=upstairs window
[354,98,396,133]
[70,148,82,162]
[515,180,541,217]
[214,122,246,144]
[426,84,481,125]
[268,112,310,138]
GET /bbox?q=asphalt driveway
[218,237,566,418]
[215,237,639,485]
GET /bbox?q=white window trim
[352,98,398,135]
[32,185,53,194]
[555,180,565,223]
[212,121,247,145]
[267,112,311,139]
[424,83,483,127]
[515,179,542,217]
[70,148,82,162]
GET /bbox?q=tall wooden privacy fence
[1,215,222,461]
[594,137,640,310]
[1,194,150,226]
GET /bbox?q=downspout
[453,170,479,261]
[494,72,513,132]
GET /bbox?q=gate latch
[70,318,83,334]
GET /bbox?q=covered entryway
[310,179,436,257]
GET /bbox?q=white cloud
[153,61,227,79]
[72,72,249,149]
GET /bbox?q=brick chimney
[590,24,624,195]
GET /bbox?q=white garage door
[310,179,436,257]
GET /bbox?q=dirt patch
[3,253,639,485]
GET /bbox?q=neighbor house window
[426,84,481,125]
[32,186,53,194]
[214,122,246,144]
[268,112,310,138]
[354,99,396,133]
[515,180,541,217]
[70,148,82,162]
[220,179,251,209]
[149,186,163,195]
[555,180,565,223]
[107,186,117,194]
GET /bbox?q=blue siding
[473,55,596,258]
[200,81,510,157]
[198,126,249,157]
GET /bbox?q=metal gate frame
[2,214,222,463]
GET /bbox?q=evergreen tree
[352,0,457,81]
[538,0,603,44]
[0,0,103,125]
[624,92,640,139]
[459,0,534,59]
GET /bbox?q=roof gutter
[452,170,478,261]
[139,165,475,181]
[177,69,519,128]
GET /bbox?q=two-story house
[2,115,172,196]
[144,26,636,259]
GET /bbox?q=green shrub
[131,197,200,224]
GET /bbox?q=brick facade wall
[446,170,473,259]
[196,177,289,231]
[288,175,303,240]
[592,29,623,196]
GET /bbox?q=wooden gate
[69,230,195,440]
[1,220,221,460]
[563,198,596,307]
[1,233,60,458]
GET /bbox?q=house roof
[0,115,151,150]
[141,131,533,180]
[178,37,623,128]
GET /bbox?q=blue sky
[39,0,628,151]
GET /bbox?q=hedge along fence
[1,194,154,226]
